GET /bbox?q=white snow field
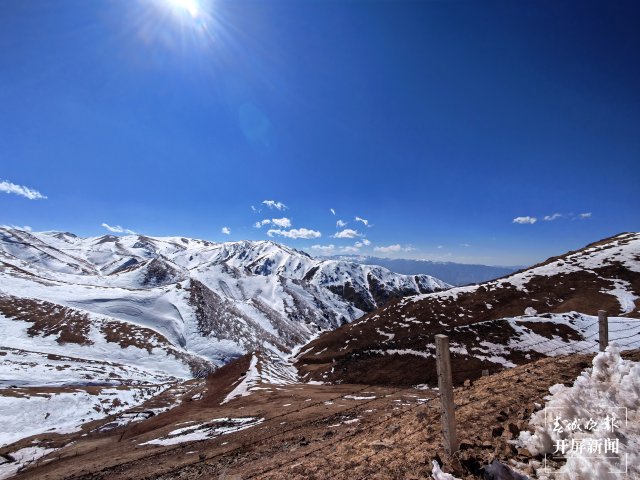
[0,383,171,447]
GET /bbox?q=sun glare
[168,0,200,18]
[138,0,222,50]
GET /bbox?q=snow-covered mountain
[324,255,520,286]
[0,227,449,387]
[297,232,640,385]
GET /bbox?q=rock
[464,379,471,387]
[459,440,474,450]
[370,439,394,450]
[507,423,520,437]
[482,459,530,479]
[519,463,534,475]
[491,425,504,438]
[517,447,531,457]
[387,423,401,434]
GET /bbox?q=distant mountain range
[325,255,521,286]
[0,228,449,388]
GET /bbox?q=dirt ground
[5,350,637,480]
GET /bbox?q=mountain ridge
[296,232,640,385]
[0,227,450,387]
[323,254,521,286]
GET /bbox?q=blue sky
[1,0,638,266]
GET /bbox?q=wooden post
[598,310,608,352]
[435,334,458,455]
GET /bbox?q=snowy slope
[0,227,449,383]
[297,232,640,385]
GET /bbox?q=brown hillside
[296,233,640,386]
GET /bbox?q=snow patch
[141,417,264,446]
[221,355,259,404]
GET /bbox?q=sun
[140,0,219,48]
[167,0,200,18]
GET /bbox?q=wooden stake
[435,334,458,454]
[598,310,608,352]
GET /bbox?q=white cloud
[101,223,136,235]
[267,228,321,239]
[354,239,372,248]
[254,219,272,228]
[0,180,47,200]
[221,226,231,235]
[461,243,471,247]
[437,245,444,249]
[336,219,348,228]
[251,205,260,213]
[256,217,291,228]
[543,213,562,221]
[579,212,592,219]
[330,208,336,216]
[271,217,292,228]
[311,244,335,252]
[262,200,287,211]
[355,216,371,227]
[332,228,361,239]
[374,244,402,253]
[513,216,537,225]
[341,246,360,254]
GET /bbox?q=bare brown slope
[12,350,638,480]
[296,232,640,386]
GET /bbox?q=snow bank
[431,460,461,480]
[519,343,639,479]
[0,446,57,480]
[0,385,167,447]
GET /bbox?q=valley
[1,229,639,479]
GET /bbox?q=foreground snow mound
[431,460,461,480]
[519,344,639,479]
